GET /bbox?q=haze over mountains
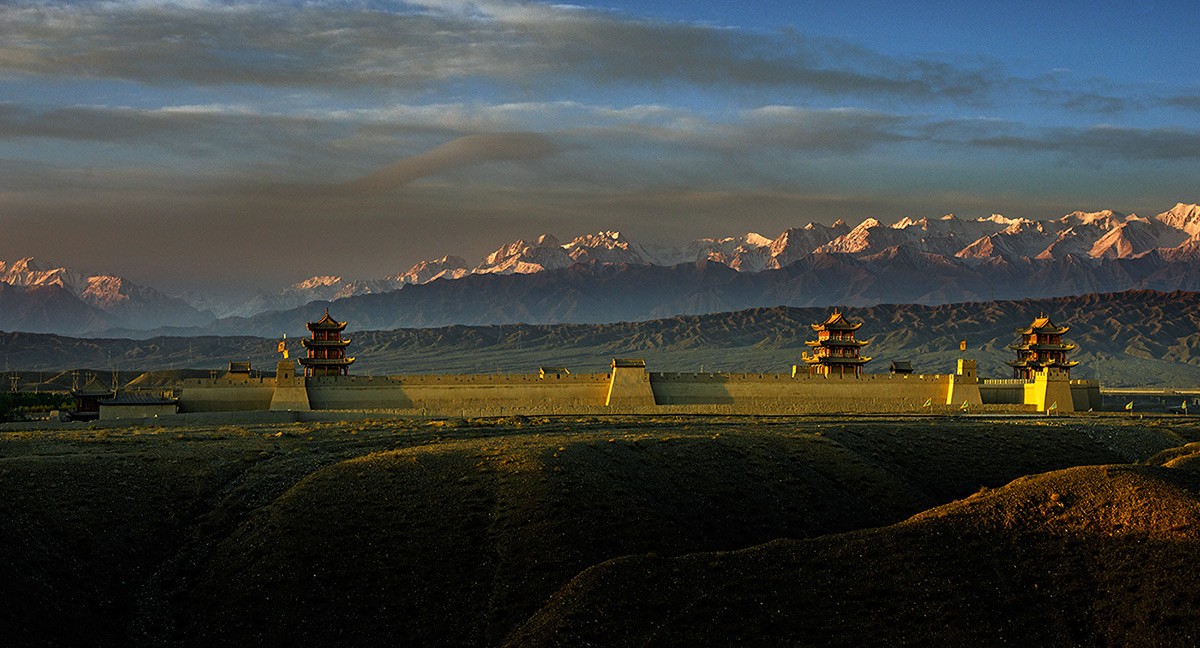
[1,203,1198,336]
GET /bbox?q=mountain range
[5,290,1200,387]
[1,203,1198,336]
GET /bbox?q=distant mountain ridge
[3,203,1199,336]
[0,258,213,335]
[5,290,1200,387]
[230,202,1200,319]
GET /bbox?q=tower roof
[72,375,115,397]
[307,308,347,331]
[1016,312,1069,335]
[810,310,863,332]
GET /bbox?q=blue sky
[1,0,1197,291]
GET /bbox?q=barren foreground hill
[1,415,1198,646]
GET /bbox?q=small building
[889,361,914,374]
[299,309,355,377]
[223,361,256,382]
[539,367,570,378]
[1007,313,1079,380]
[802,310,872,377]
[99,393,179,420]
[69,375,115,422]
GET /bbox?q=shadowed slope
[177,419,1181,647]
[0,417,1192,647]
[507,446,1200,647]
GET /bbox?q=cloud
[0,0,1005,103]
[1163,95,1200,111]
[340,132,557,193]
[968,125,1200,161]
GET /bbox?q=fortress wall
[305,373,612,411]
[180,367,1051,416]
[980,381,1026,405]
[179,379,276,412]
[1071,380,1102,412]
[648,372,953,413]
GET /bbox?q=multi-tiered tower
[802,310,872,377]
[298,309,355,377]
[1007,313,1078,380]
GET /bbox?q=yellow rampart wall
[179,377,276,413]
[1071,380,1102,411]
[304,372,613,412]
[649,372,955,413]
[178,358,1096,416]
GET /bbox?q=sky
[1,0,1198,293]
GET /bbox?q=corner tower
[298,308,355,377]
[1007,313,1078,380]
[802,310,872,377]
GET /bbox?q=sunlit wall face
[1,0,1196,293]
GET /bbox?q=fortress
[177,309,1101,417]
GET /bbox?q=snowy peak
[743,232,774,248]
[391,255,470,285]
[562,231,647,265]
[0,257,87,293]
[1060,209,1125,228]
[0,257,210,329]
[765,222,846,269]
[1089,218,1189,259]
[292,275,344,291]
[478,235,574,275]
[1155,203,1200,238]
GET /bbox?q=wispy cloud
[969,125,1200,161]
[342,132,557,193]
[0,0,1006,102]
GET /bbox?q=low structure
[177,310,1101,417]
[98,392,179,420]
[69,375,114,422]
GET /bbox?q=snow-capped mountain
[8,202,1200,335]
[389,256,470,285]
[0,258,212,332]
[229,203,1200,319]
[1088,216,1189,259]
[0,258,89,296]
[1155,202,1200,238]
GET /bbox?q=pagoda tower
[298,308,355,377]
[802,310,872,377]
[1007,313,1078,380]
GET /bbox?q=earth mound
[508,445,1200,647]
